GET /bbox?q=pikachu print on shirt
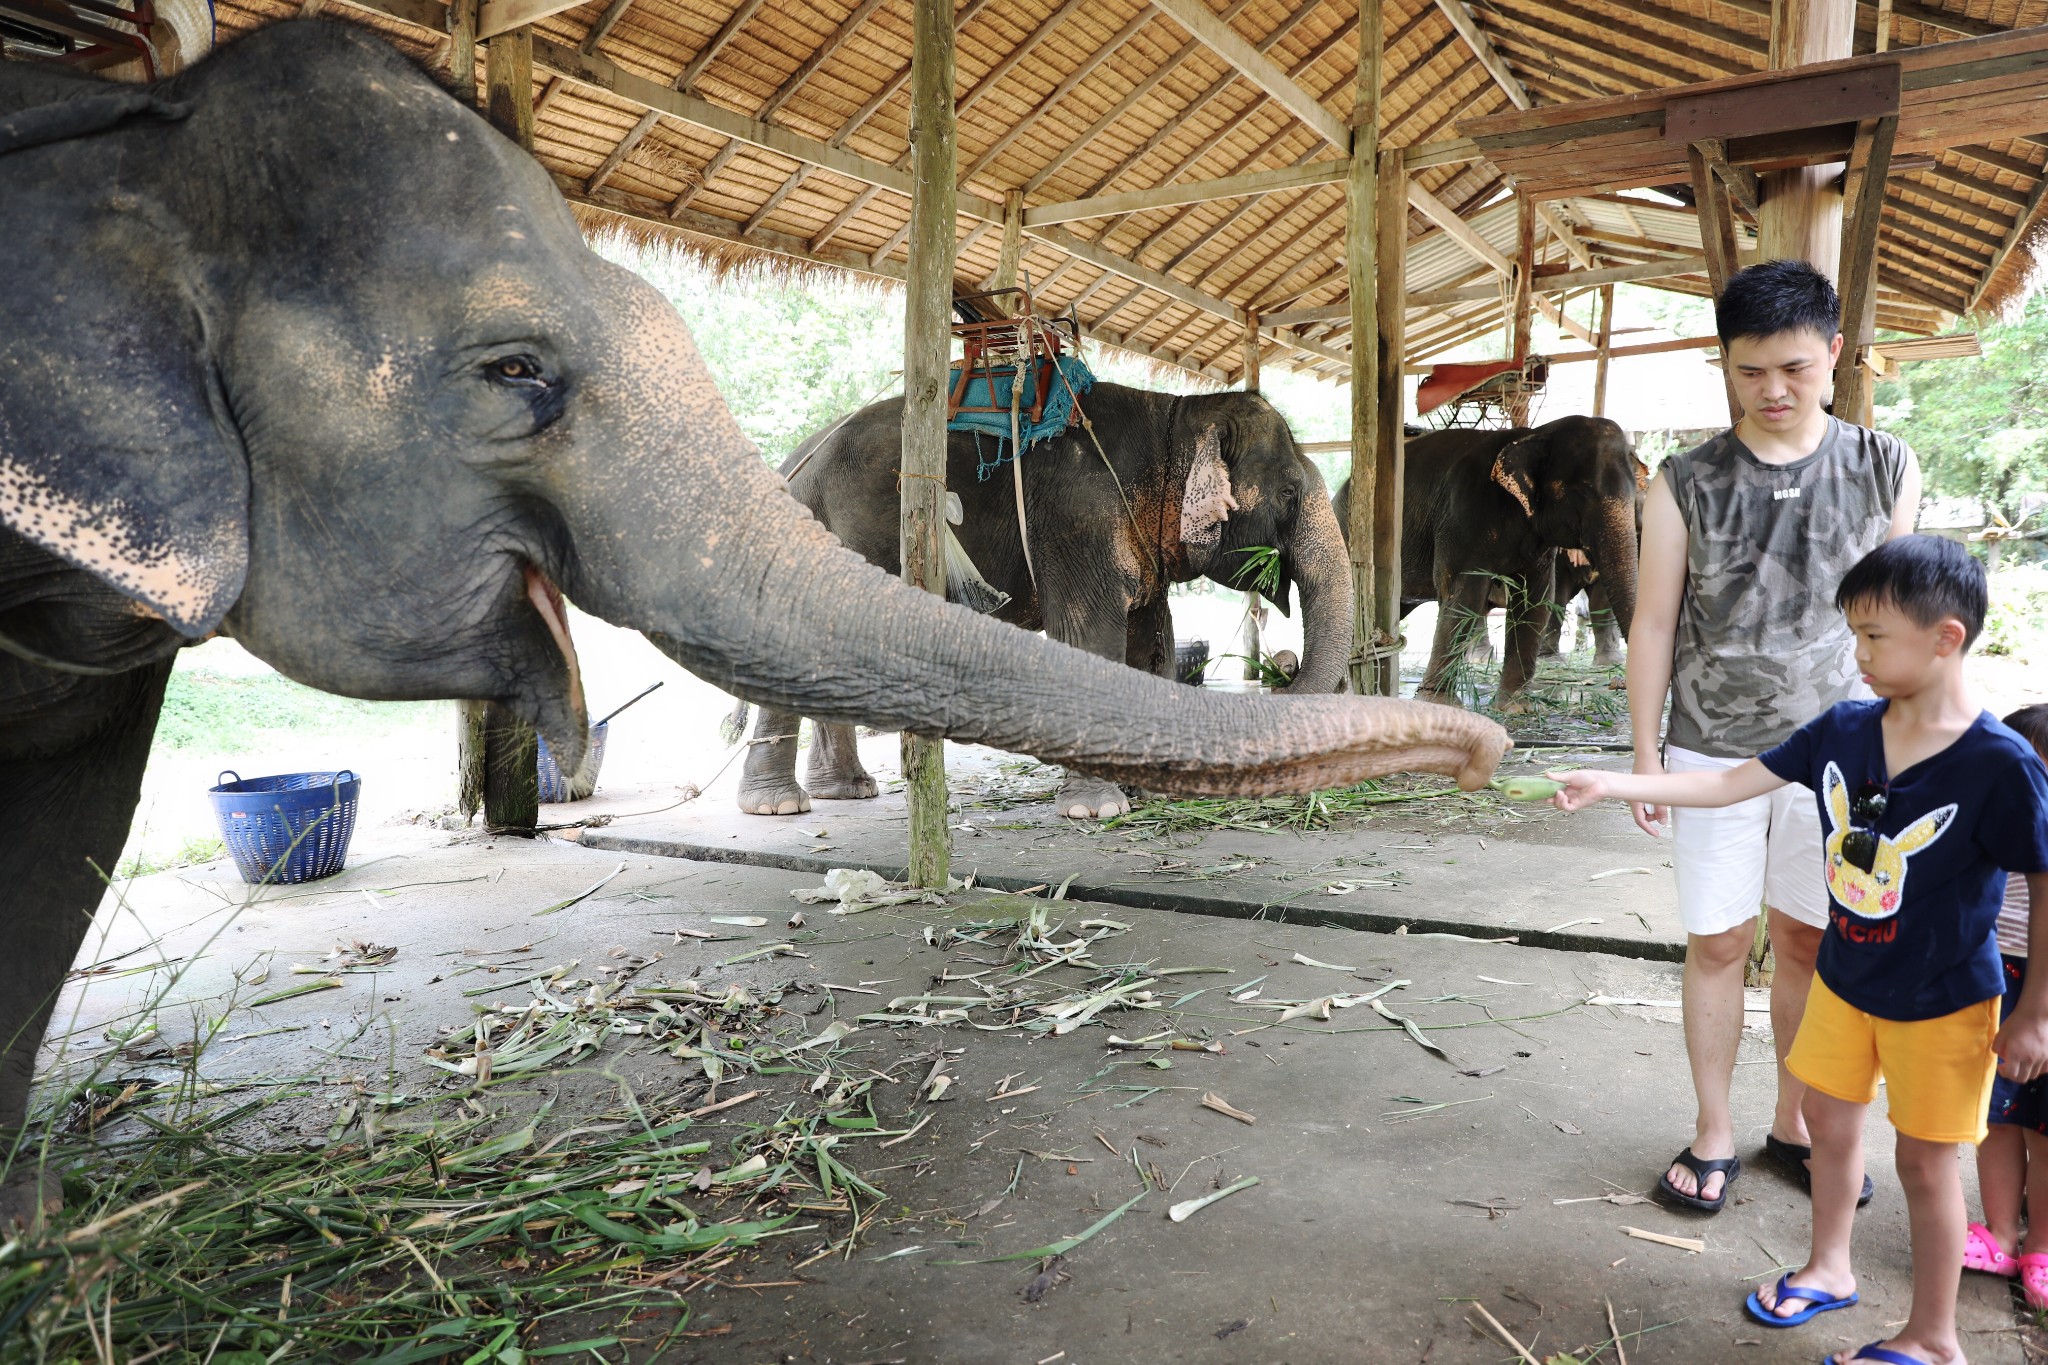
[1822,761,1957,934]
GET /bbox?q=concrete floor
[47,796,2023,1365]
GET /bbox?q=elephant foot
[0,1161,61,1237]
[807,773,878,800]
[1415,689,1466,709]
[1058,778,1130,821]
[736,781,812,816]
[1593,649,1625,668]
[1495,694,1537,717]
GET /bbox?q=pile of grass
[1106,778,1506,837]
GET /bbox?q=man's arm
[1553,757,1786,813]
[1887,447,1922,540]
[1996,871,2048,1082]
[1625,470,1688,836]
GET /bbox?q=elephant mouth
[524,563,584,718]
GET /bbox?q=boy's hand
[1630,753,1669,838]
[1549,770,1611,813]
[1995,1007,2048,1084]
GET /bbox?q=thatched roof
[44,0,2048,381]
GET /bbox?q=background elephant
[737,384,1354,820]
[1333,415,1641,706]
[0,18,1507,1216]
[1540,549,1627,664]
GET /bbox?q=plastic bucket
[207,769,360,885]
[536,721,609,803]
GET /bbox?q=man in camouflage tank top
[1628,261,1921,1210]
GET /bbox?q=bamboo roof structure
[37,0,2048,382]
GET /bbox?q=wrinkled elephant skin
[0,20,1508,1203]
[1334,416,1642,707]
[739,384,1356,819]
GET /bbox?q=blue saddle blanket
[947,355,1094,479]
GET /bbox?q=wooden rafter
[1145,0,1349,148]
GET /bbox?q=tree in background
[1875,292,2048,517]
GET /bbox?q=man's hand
[1631,753,1669,838]
[1996,1007,2048,1084]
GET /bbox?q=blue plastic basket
[536,722,608,803]
[207,769,360,885]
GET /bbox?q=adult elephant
[1333,415,1640,706]
[739,385,1353,820]
[0,19,1507,1221]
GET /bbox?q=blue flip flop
[1825,1344,1929,1365]
[1744,1274,1859,1327]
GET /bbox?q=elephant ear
[1179,423,1238,549]
[0,213,247,643]
[1489,436,1541,520]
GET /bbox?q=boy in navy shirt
[1553,535,2048,1365]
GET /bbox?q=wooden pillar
[1592,284,1614,419]
[992,189,1024,308]
[458,20,540,835]
[1241,311,1261,392]
[1832,115,1897,425]
[1372,145,1406,697]
[1506,194,1535,426]
[1689,143,1746,424]
[900,0,954,889]
[447,0,478,107]
[485,27,535,152]
[1343,0,1382,696]
[1760,0,1853,273]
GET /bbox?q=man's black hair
[2006,705,2048,760]
[1716,259,1841,345]
[1834,534,1987,647]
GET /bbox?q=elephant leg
[2,658,172,1231]
[1539,600,1565,658]
[1497,580,1550,708]
[1419,574,1492,706]
[1125,595,1176,681]
[806,722,877,800]
[736,705,810,816]
[1586,583,1625,666]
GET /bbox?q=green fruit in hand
[1489,775,1565,801]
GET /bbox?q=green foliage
[1227,544,1284,595]
[156,669,445,753]
[1874,293,2048,512]
[1982,565,2048,660]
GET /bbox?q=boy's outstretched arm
[1996,870,2048,1083]
[1551,758,1786,813]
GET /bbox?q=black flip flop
[1659,1147,1740,1212]
[1764,1133,1876,1208]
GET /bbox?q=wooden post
[900,0,954,889]
[485,26,535,152]
[1344,0,1382,697]
[1241,311,1261,392]
[458,21,540,835]
[1689,143,1745,424]
[1761,0,1853,274]
[1832,115,1897,425]
[1372,145,1406,697]
[1592,284,1614,418]
[1506,194,1535,426]
[447,0,478,107]
[992,189,1023,309]
[1239,594,1263,679]
[1876,0,1893,52]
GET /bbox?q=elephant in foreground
[0,19,1508,1217]
[739,385,1354,820]
[1334,416,1641,706]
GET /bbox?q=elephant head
[1168,392,1352,695]
[1483,416,1640,643]
[0,19,1508,796]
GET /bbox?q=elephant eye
[486,354,549,388]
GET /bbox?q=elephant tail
[718,697,752,747]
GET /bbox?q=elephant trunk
[1593,504,1638,642]
[570,434,1504,795]
[1277,480,1355,695]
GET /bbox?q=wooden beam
[900,0,952,889]
[676,0,765,93]
[478,0,580,40]
[1146,0,1350,148]
[1535,293,1597,343]
[1689,141,1742,422]
[961,6,1156,186]
[1592,283,1614,417]
[1241,310,1261,390]
[1433,0,1533,111]
[991,189,1023,303]
[1347,0,1381,696]
[1834,113,1898,422]
[1968,154,2048,311]
[583,109,658,194]
[1407,136,1483,169]
[447,0,478,106]
[577,0,631,54]
[1508,194,1535,424]
[1692,137,1761,214]
[1026,160,1350,227]
[1407,181,1513,277]
[1373,144,1407,698]
[485,26,534,152]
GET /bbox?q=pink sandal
[1965,1222,2019,1276]
[2019,1253,2048,1309]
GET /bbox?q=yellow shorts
[1786,974,2000,1144]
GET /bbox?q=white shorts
[1666,745,1831,938]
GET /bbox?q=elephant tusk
[524,564,585,718]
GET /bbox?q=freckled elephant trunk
[1594,506,1638,643]
[1277,481,1355,696]
[565,424,1505,795]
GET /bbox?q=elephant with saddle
[1333,415,1642,706]
[0,19,1508,1224]
[737,384,1356,820]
